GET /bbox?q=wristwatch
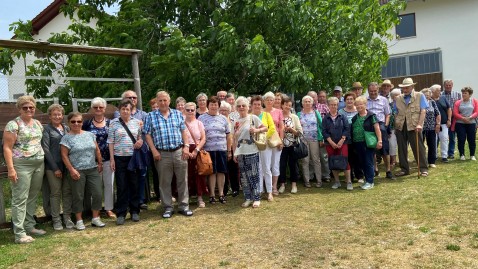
[183,144,190,148]
[196,148,200,152]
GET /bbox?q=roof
[30,0,66,36]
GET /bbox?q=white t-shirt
[233,114,263,156]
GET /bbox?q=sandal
[252,201,261,208]
[395,171,409,177]
[106,210,117,220]
[197,200,206,208]
[219,196,227,204]
[162,210,174,219]
[420,171,428,177]
[178,209,193,217]
[267,193,274,201]
[15,235,35,244]
[209,197,216,204]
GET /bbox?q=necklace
[93,117,105,123]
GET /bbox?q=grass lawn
[1,154,477,268]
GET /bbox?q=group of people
[4,78,476,244]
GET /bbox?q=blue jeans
[114,156,139,217]
[455,123,477,157]
[448,128,456,157]
[353,142,375,184]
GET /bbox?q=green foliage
[0,0,405,105]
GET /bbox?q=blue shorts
[209,151,228,174]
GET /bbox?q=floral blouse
[5,117,44,160]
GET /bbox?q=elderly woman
[388,88,401,168]
[108,99,143,225]
[420,88,441,167]
[41,104,73,230]
[233,97,268,208]
[351,96,382,190]
[3,96,45,243]
[184,102,208,207]
[278,96,303,193]
[323,97,352,190]
[298,95,323,188]
[339,92,362,183]
[61,112,105,230]
[452,86,478,161]
[198,96,232,204]
[220,101,240,197]
[176,96,186,115]
[81,97,116,219]
[274,92,283,109]
[196,93,208,118]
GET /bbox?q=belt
[238,139,253,145]
[157,146,182,152]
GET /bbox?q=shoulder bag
[186,122,213,176]
[118,118,150,171]
[328,152,348,171]
[364,130,378,149]
[251,115,267,151]
[293,133,308,159]
[267,112,282,148]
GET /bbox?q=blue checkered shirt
[443,91,461,109]
[144,109,186,150]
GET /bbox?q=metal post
[72,98,78,112]
[0,179,5,224]
[131,53,142,110]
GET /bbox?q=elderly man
[442,79,461,159]
[313,90,331,181]
[380,79,394,100]
[217,90,227,101]
[430,84,452,162]
[144,90,192,218]
[394,78,429,177]
[351,82,364,97]
[333,86,346,110]
[308,91,319,110]
[367,82,393,179]
[316,90,330,119]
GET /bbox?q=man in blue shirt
[442,79,461,159]
[144,91,192,218]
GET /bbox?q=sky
[0,0,55,39]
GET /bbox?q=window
[396,13,416,38]
[381,51,442,78]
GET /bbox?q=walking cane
[416,130,420,179]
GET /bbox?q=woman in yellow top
[250,95,276,201]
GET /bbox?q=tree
[0,0,406,107]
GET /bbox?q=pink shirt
[269,108,284,131]
[185,119,204,145]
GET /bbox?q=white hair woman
[233,96,267,208]
[298,95,323,188]
[196,93,208,118]
[421,88,441,167]
[388,88,402,168]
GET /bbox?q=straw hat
[380,79,394,88]
[352,82,363,89]
[398,78,416,87]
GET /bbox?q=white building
[382,0,477,91]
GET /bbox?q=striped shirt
[144,109,186,150]
[107,118,141,156]
[367,95,390,123]
[443,91,461,110]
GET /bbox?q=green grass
[0,144,478,268]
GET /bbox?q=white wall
[387,0,477,91]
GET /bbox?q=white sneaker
[91,217,106,227]
[75,220,86,230]
[361,182,374,190]
[64,218,75,229]
[429,164,436,168]
[346,182,353,191]
[460,155,466,161]
[53,220,63,231]
[278,185,285,194]
[358,179,364,184]
[471,156,476,161]
[331,182,341,189]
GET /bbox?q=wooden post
[0,179,6,224]
[72,98,78,112]
[131,53,142,110]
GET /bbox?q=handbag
[329,154,348,171]
[364,131,378,149]
[267,131,282,148]
[251,116,267,151]
[186,122,213,176]
[118,118,150,171]
[293,134,308,159]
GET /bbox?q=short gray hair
[262,91,275,101]
[368,82,379,88]
[156,90,170,100]
[185,102,196,109]
[235,96,249,108]
[176,96,186,106]
[196,92,208,102]
[47,104,64,115]
[302,95,313,104]
[390,88,402,97]
[327,97,339,104]
[429,84,442,92]
[121,90,136,99]
[91,97,107,108]
[220,101,231,111]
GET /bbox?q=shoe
[178,209,193,217]
[241,200,252,208]
[471,156,476,161]
[219,196,227,204]
[28,228,46,236]
[232,191,239,197]
[315,182,323,188]
[131,213,140,222]
[304,182,311,188]
[395,171,409,177]
[358,179,364,184]
[106,210,117,220]
[448,155,455,159]
[374,170,380,177]
[429,164,436,168]
[53,220,63,231]
[91,217,106,227]
[386,171,395,179]
[331,182,341,189]
[139,203,148,210]
[116,216,125,225]
[267,193,273,201]
[75,220,86,230]
[441,158,449,163]
[209,197,216,204]
[15,235,35,244]
[162,210,174,218]
[252,201,261,208]
[460,155,466,161]
[272,190,279,196]
[278,185,285,194]
[64,218,75,229]
[172,197,177,202]
[198,200,206,208]
[361,182,374,190]
[323,178,331,183]
[346,182,353,191]
[291,185,297,194]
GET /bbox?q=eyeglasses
[22,106,35,111]
[185,109,195,112]
[70,120,83,124]
[236,104,246,108]
[127,96,137,100]
[93,106,105,110]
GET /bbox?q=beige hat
[381,79,394,88]
[352,82,363,89]
[398,78,416,88]
[333,86,343,92]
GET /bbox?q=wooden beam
[0,39,142,57]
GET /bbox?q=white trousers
[438,124,449,158]
[102,161,115,211]
[389,129,398,156]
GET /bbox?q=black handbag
[118,118,150,171]
[293,134,308,159]
[329,154,348,171]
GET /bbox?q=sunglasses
[185,109,195,112]
[93,106,105,110]
[22,106,35,111]
[70,120,83,124]
[127,96,137,100]
[236,104,247,108]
